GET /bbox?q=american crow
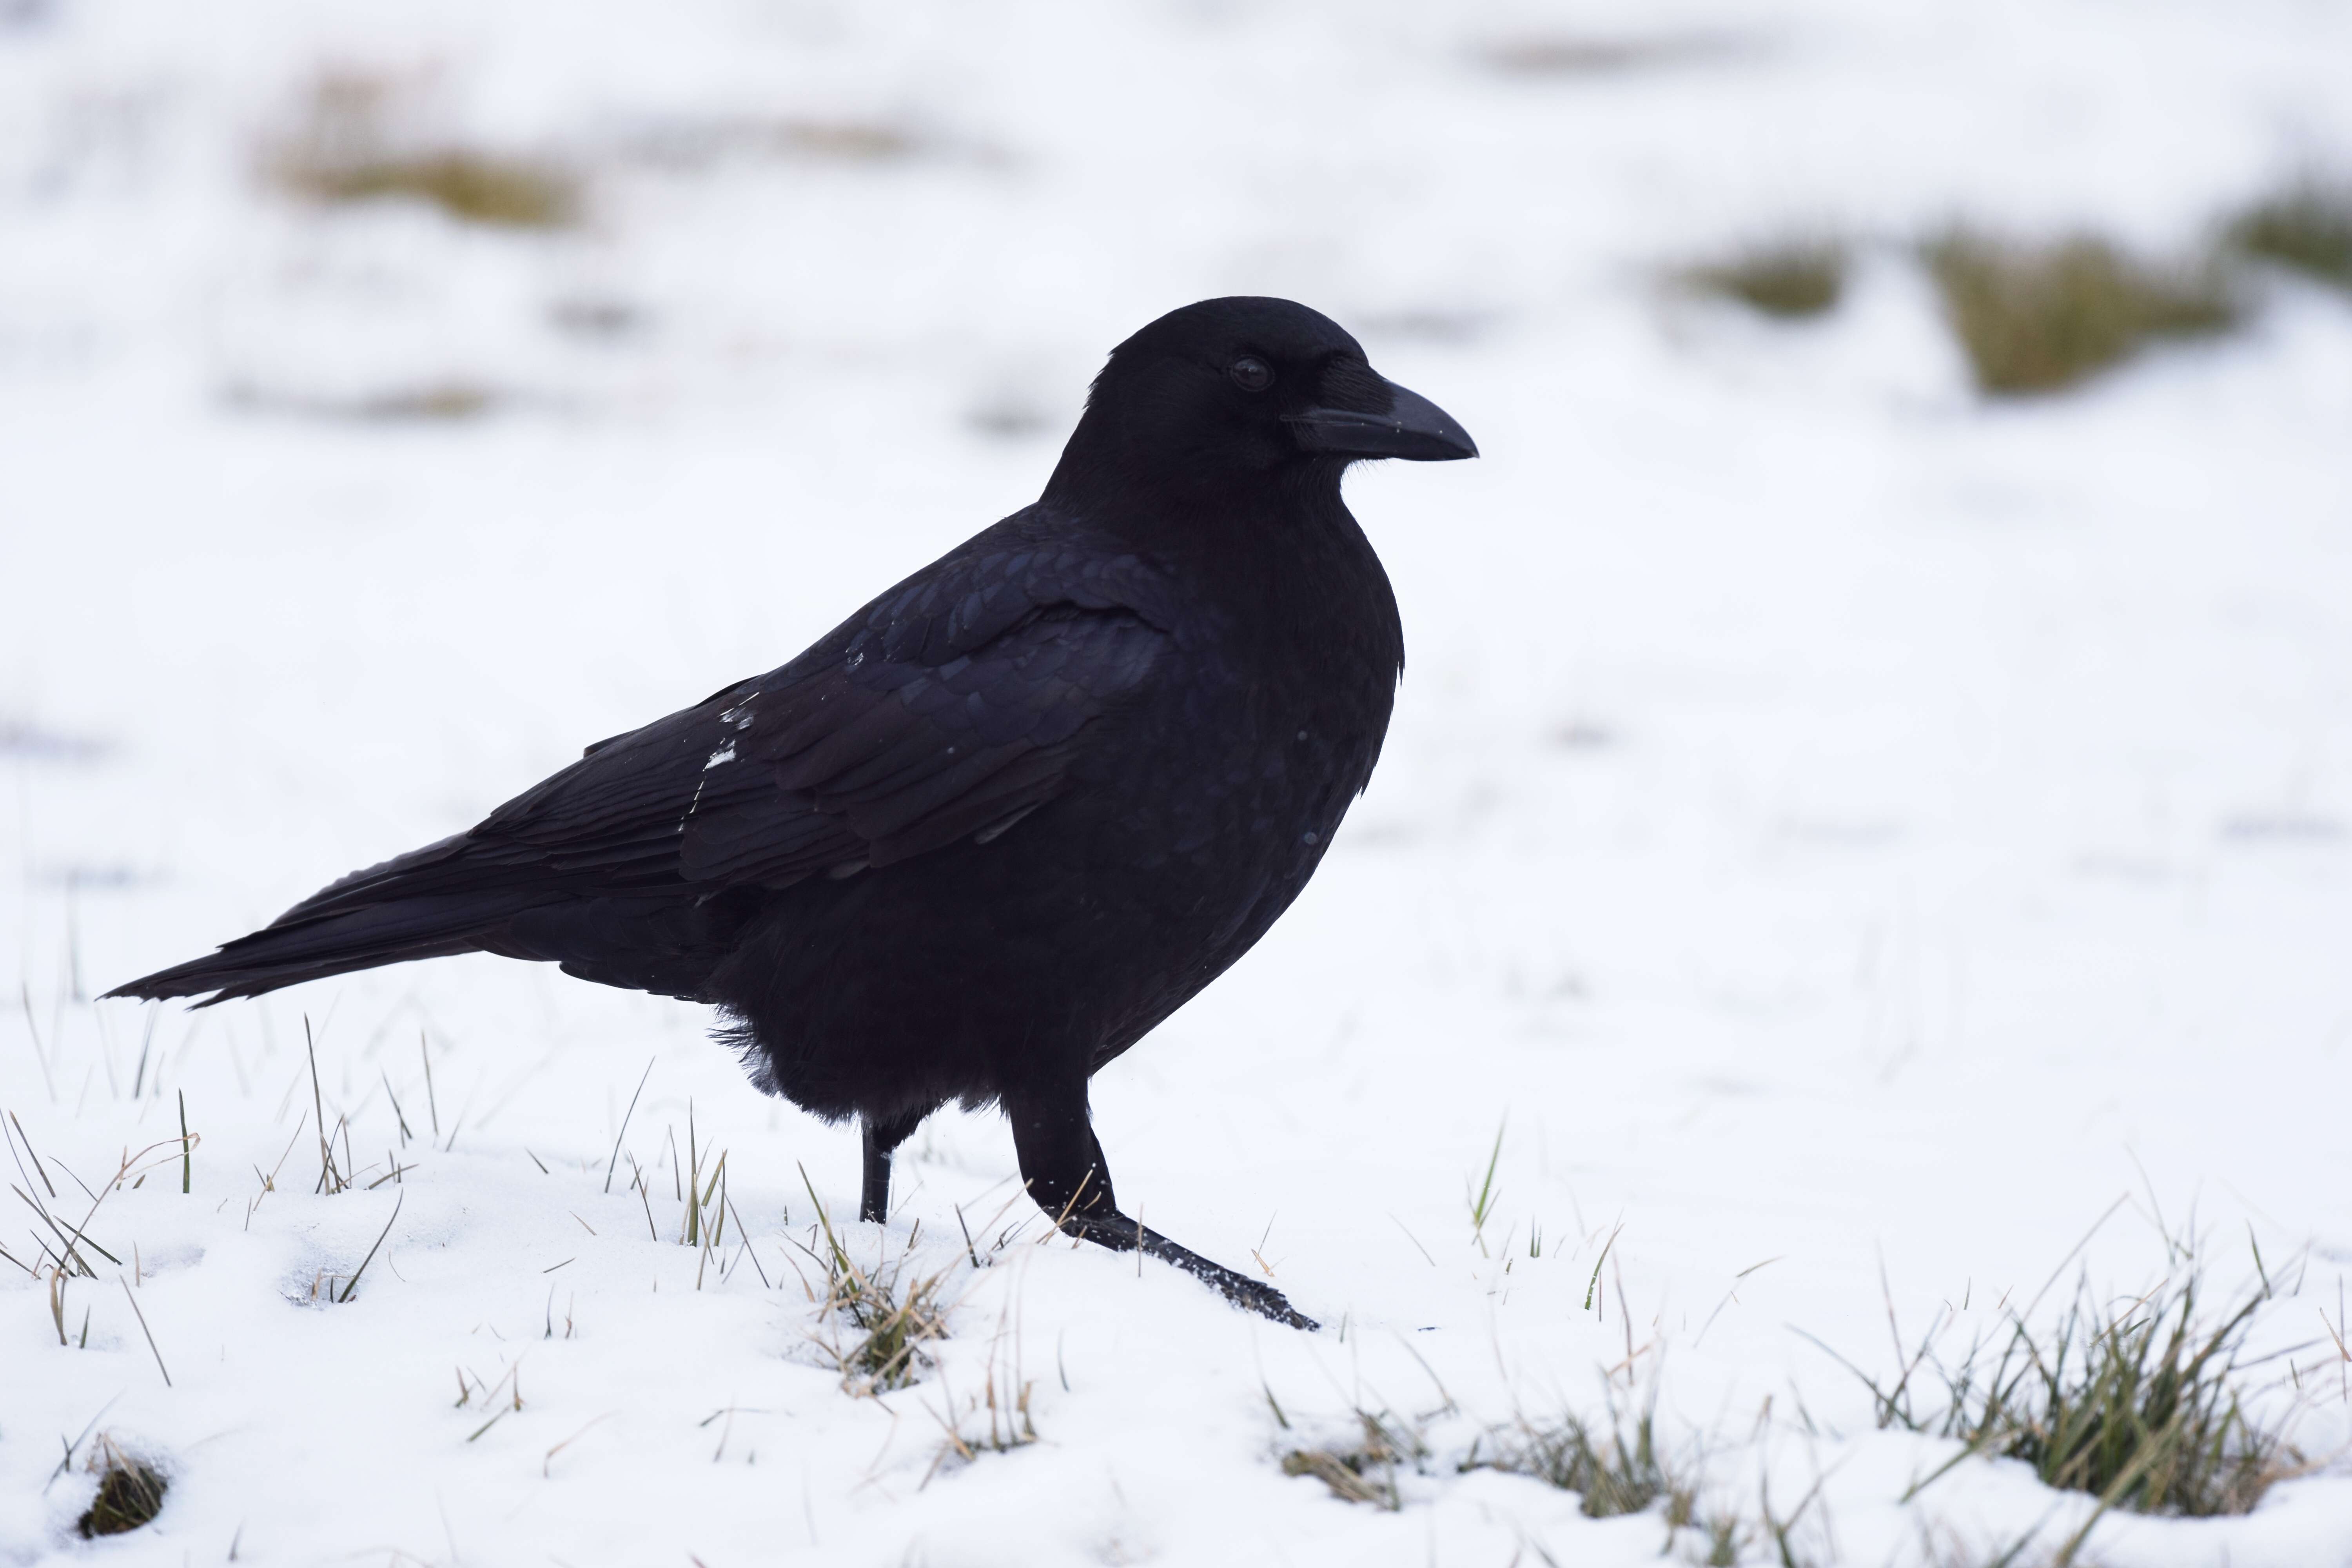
[109,296,1475,1328]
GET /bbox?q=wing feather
[448,541,1171,897]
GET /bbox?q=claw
[1063,1211,1319,1330]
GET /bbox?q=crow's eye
[1228,356,1274,392]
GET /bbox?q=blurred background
[4,2,2352,1564]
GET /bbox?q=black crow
[109,296,1476,1328]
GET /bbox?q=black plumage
[108,296,1476,1326]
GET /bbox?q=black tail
[106,833,758,1006]
[105,835,545,1005]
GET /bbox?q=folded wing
[109,539,1173,1004]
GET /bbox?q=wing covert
[457,542,1172,897]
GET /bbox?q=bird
[107,296,1476,1328]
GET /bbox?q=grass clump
[1684,239,1847,318]
[2228,181,2352,289]
[271,72,578,229]
[1474,1393,1698,1524]
[77,1437,166,1538]
[1281,1409,1427,1510]
[1925,231,2239,395]
[791,1171,949,1392]
[1813,1230,2308,1561]
[1942,1273,2299,1517]
[281,149,577,229]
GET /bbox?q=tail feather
[105,834,555,1005]
[105,889,549,1005]
[106,823,759,1007]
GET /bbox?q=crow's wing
[275,545,1172,922]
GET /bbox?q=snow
[4,0,2352,1563]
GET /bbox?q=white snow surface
[4,1,2352,1563]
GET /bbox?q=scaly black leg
[859,1105,931,1224]
[1006,1083,1318,1330]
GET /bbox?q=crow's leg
[1005,1083,1318,1331]
[859,1106,931,1224]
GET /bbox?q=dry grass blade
[1280,1409,1426,1511]
[12,1130,181,1272]
[119,1278,170,1385]
[8,1109,58,1198]
[419,1032,439,1136]
[1757,1470,1832,1568]
[923,1308,1040,1482]
[1282,1445,1392,1506]
[305,1019,348,1195]
[1924,231,2238,395]
[338,1190,405,1303]
[16,1184,106,1273]
[602,1058,652,1193]
[18,985,60,1101]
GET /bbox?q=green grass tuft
[1684,239,1847,318]
[792,1170,951,1392]
[2228,181,2352,288]
[1924,231,2239,395]
[1945,1273,2299,1517]
[1812,1230,2308,1557]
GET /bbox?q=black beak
[1285,379,1478,462]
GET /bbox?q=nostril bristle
[1317,356,1391,412]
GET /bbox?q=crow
[108,296,1476,1328]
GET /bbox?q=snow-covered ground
[5,1,2352,1563]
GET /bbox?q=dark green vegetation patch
[1817,1234,2308,1567]
[1925,232,2239,395]
[78,1444,167,1538]
[1684,239,1846,318]
[2229,181,2352,289]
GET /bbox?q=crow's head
[1047,296,1475,506]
